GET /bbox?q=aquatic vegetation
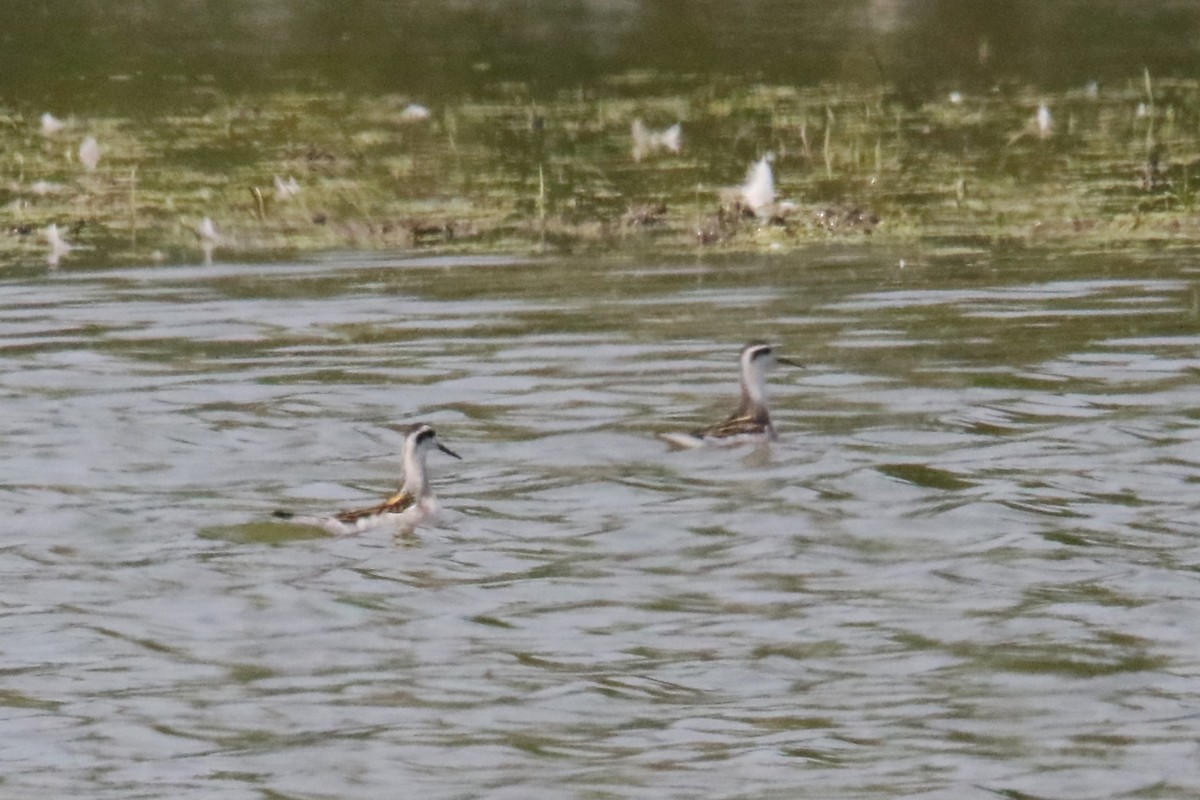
[4,74,1200,267]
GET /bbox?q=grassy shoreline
[4,74,1200,268]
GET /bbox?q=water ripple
[3,249,1200,797]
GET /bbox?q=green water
[4,246,1200,798]
[4,4,1200,798]
[4,1,1199,102]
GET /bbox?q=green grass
[4,73,1200,267]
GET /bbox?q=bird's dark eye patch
[749,346,773,361]
[415,427,436,444]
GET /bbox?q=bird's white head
[397,423,461,460]
[739,343,801,405]
[392,423,461,496]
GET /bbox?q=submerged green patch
[199,520,329,544]
[4,72,1199,266]
[877,462,978,490]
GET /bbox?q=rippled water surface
[4,247,1200,798]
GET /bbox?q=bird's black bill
[437,442,462,460]
[777,356,804,367]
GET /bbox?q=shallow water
[3,246,1200,798]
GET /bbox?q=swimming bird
[273,423,461,535]
[660,343,801,448]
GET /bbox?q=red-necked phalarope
[273,423,461,535]
[660,342,801,448]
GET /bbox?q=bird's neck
[401,445,429,496]
[739,364,768,413]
